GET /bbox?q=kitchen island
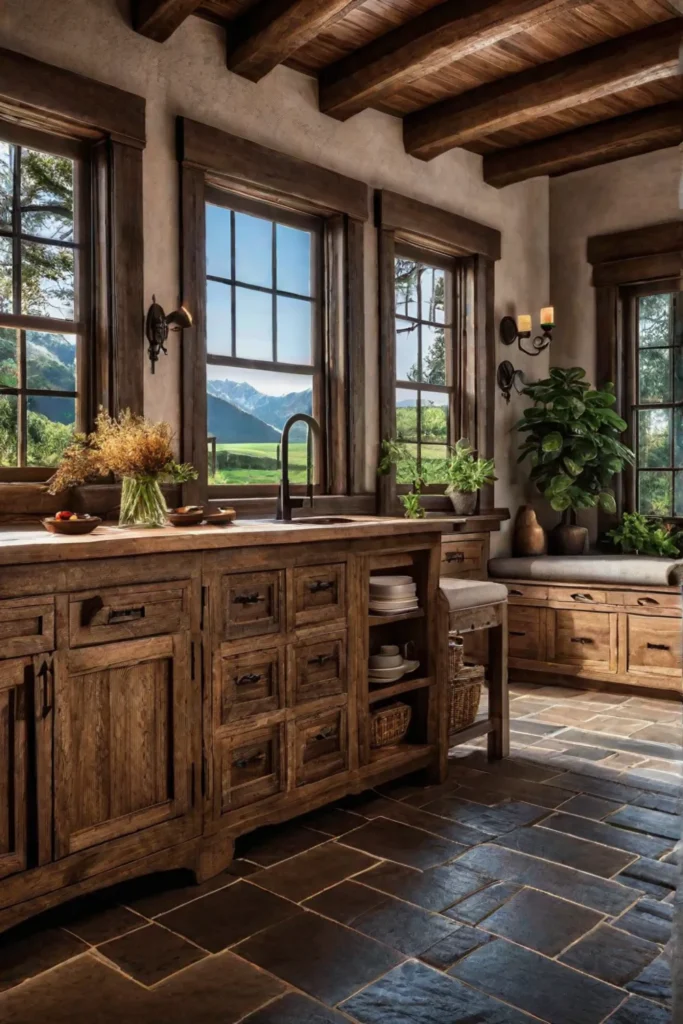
[0,517,447,932]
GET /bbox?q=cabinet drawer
[222,571,284,640]
[293,564,346,627]
[69,583,190,647]
[508,606,543,660]
[505,583,548,603]
[294,707,348,787]
[627,615,682,678]
[219,724,284,812]
[552,610,615,669]
[289,632,347,704]
[441,538,485,576]
[0,597,54,659]
[623,591,681,613]
[217,647,285,724]
[547,587,608,606]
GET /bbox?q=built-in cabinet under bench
[0,519,446,933]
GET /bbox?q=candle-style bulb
[541,306,555,327]
[517,314,532,334]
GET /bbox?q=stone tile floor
[1,682,680,1023]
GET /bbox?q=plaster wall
[2,0,551,552]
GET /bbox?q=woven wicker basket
[448,635,465,680]
[449,664,484,732]
[370,702,412,748]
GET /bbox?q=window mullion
[230,209,236,359]
[271,221,277,363]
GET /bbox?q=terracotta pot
[549,522,588,556]
[513,505,547,556]
[447,490,477,516]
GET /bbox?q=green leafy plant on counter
[516,367,635,520]
[378,439,426,519]
[444,439,496,496]
[607,511,683,558]
[400,490,426,519]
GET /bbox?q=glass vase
[119,476,168,528]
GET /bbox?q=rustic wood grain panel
[588,220,683,266]
[378,189,501,261]
[134,0,204,40]
[0,659,28,879]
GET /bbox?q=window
[204,190,322,489]
[0,130,87,477]
[394,248,453,484]
[632,289,683,516]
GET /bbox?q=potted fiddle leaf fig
[444,439,496,516]
[516,367,634,555]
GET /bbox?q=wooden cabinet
[217,647,285,724]
[293,564,346,627]
[626,615,682,679]
[440,535,487,578]
[0,597,54,660]
[68,582,190,647]
[215,724,285,814]
[53,634,199,860]
[550,609,616,672]
[288,632,347,704]
[222,571,284,640]
[0,658,29,879]
[293,706,348,786]
[508,606,544,661]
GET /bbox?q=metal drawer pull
[510,631,526,637]
[37,659,53,716]
[571,593,593,602]
[313,726,337,742]
[647,642,670,651]
[233,592,265,605]
[308,653,334,666]
[233,751,266,769]
[108,606,145,623]
[571,637,594,645]
[308,580,334,593]
[638,597,658,605]
[446,551,465,563]
[236,672,262,686]
[509,589,523,596]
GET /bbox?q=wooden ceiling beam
[133,0,204,41]
[483,101,683,188]
[320,0,586,122]
[227,0,363,82]
[404,19,682,161]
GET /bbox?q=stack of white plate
[369,575,419,614]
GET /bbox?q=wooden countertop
[0,516,446,566]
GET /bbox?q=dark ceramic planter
[549,522,588,556]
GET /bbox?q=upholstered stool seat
[441,578,508,611]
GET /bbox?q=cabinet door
[626,615,682,679]
[508,606,544,661]
[54,635,198,860]
[0,658,29,879]
[549,610,616,672]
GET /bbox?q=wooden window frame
[589,220,683,531]
[178,117,368,509]
[376,189,501,516]
[0,47,145,513]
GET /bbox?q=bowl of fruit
[167,505,205,526]
[42,511,103,536]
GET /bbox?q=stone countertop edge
[0,517,445,566]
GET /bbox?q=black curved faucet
[276,413,320,521]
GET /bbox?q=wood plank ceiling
[133,0,683,185]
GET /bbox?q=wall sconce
[145,296,193,372]
[497,360,526,404]
[500,307,555,357]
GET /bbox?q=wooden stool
[440,578,509,763]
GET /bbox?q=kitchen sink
[291,516,365,525]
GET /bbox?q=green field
[209,442,311,485]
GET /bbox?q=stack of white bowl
[369,645,420,686]
[369,575,419,614]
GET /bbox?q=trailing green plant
[607,511,683,558]
[444,438,496,495]
[377,439,426,519]
[401,490,426,519]
[516,367,634,518]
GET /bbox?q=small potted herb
[377,439,425,519]
[444,439,496,516]
[607,512,683,557]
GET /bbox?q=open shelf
[368,675,433,704]
[368,608,424,627]
[448,715,492,747]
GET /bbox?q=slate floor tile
[480,887,603,956]
[236,822,328,866]
[558,729,683,762]
[510,719,563,736]
[634,790,681,815]
[454,775,574,809]
[449,750,562,783]
[618,857,678,896]
[495,824,635,877]
[613,898,673,945]
[631,723,681,745]
[353,895,458,955]
[559,794,624,819]
[340,817,464,869]
[422,795,547,835]
[356,795,492,846]
[626,954,672,1006]
[241,992,350,1024]
[0,923,87,993]
[120,862,254,918]
[541,811,673,859]
[604,995,672,1024]
[97,923,206,985]
[559,923,660,985]
[419,923,493,969]
[341,957,535,1023]
[233,910,402,1006]
[250,841,378,902]
[359,858,492,911]
[580,715,651,737]
[158,880,299,951]
[444,881,522,925]
[546,771,642,804]
[299,806,368,837]
[606,805,681,841]
[451,938,624,1024]
[455,844,639,915]
[302,879,389,924]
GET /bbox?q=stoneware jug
[513,505,547,557]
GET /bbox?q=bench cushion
[440,578,508,610]
[489,555,683,588]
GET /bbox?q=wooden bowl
[167,510,205,527]
[42,516,102,536]
[203,508,236,526]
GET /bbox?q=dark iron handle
[308,653,334,666]
[314,727,337,742]
[108,606,145,623]
[510,631,526,637]
[233,592,265,605]
[38,659,53,716]
[446,551,465,563]
[647,642,670,651]
[236,672,262,687]
[571,637,594,645]
[308,580,334,593]
[233,751,266,769]
[571,593,593,603]
[638,597,658,605]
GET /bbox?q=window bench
[488,556,683,699]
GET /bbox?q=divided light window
[205,190,322,489]
[0,130,87,477]
[634,290,683,516]
[394,248,453,484]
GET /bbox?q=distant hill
[207,393,280,443]
[208,378,313,441]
